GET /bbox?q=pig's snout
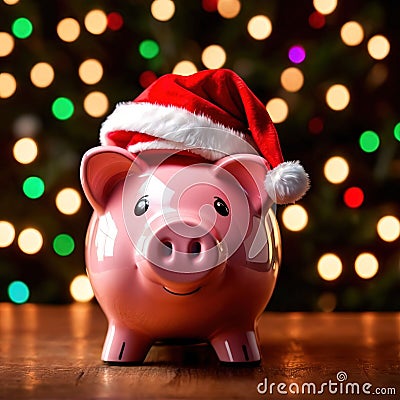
[144,220,225,274]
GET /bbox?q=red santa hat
[100,68,309,204]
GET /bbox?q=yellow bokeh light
[151,0,175,22]
[247,15,272,40]
[3,0,19,4]
[0,221,15,247]
[317,253,342,281]
[83,91,109,118]
[281,204,308,232]
[18,228,43,255]
[79,59,103,85]
[70,275,94,303]
[266,98,288,124]
[217,0,241,19]
[30,62,54,88]
[172,60,198,76]
[313,0,337,15]
[55,188,82,215]
[0,32,14,57]
[324,156,349,184]
[340,21,364,46]
[377,215,400,242]
[317,292,337,312]
[367,35,390,60]
[280,67,304,92]
[201,45,226,69]
[0,72,16,98]
[355,253,379,279]
[57,18,80,42]
[326,84,350,111]
[85,9,108,35]
[13,137,38,164]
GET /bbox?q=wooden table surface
[0,304,398,399]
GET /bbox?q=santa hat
[100,69,309,204]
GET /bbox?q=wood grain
[0,304,398,399]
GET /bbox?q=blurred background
[0,0,399,310]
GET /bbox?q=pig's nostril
[161,241,173,257]
[189,241,201,256]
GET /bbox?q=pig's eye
[214,197,229,216]
[134,195,149,216]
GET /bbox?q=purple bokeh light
[288,45,306,64]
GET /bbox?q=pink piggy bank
[81,147,282,364]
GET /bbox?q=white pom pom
[264,161,310,204]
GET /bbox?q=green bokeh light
[8,281,30,304]
[53,234,75,256]
[23,176,45,199]
[394,122,400,142]
[12,17,33,39]
[52,97,74,120]
[359,130,380,153]
[139,39,160,59]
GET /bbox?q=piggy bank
[81,146,282,364]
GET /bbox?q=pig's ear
[214,154,309,209]
[80,146,138,213]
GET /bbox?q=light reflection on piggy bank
[81,146,281,364]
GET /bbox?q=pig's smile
[163,286,201,296]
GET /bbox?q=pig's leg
[101,322,153,364]
[210,330,261,363]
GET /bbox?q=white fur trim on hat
[264,161,310,204]
[100,102,258,161]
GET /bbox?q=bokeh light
[202,0,218,12]
[55,188,82,215]
[217,0,241,19]
[70,275,94,302]
[340,21,364,46]
[280,67,304,92]
[354,253,378,279]
[313,0,337,15]
[83,91,109,118]
[0,221,15,247]
[107,12,124,30]
[308,116,324,134]
[139,70,158,88]
[13,114,41,138]
[79,59,103,85]
[8,281,30,304]
[84,9,108,35]
[317,292,337,312]
[0,32,15,57]
[266,98,288,123]
[57,18,80,42]
[317,253,342,281]
[172,61,198,76]
[30,62,54,88]
[288,45,306,64]
[247,15,272,40]
[13,137,38,164]
[11,17,33,39]
[281,204,308,232]
[359,130,380,153]
[52,97,74,120]
[151,0,176,22]
[201,44,226,69]
[394,122,400,142]
[0,72,17,98]
[309,11,325,29]
[53,234,75,256]
[3,0,20,4]
[377,215,400,242]
[343,187,364,208]
[139,39,160,59]
[23,176,45,199]
[326,84,350,111]
[18,227,43,254]
[324,156,349,184]
[367,35,390,60]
